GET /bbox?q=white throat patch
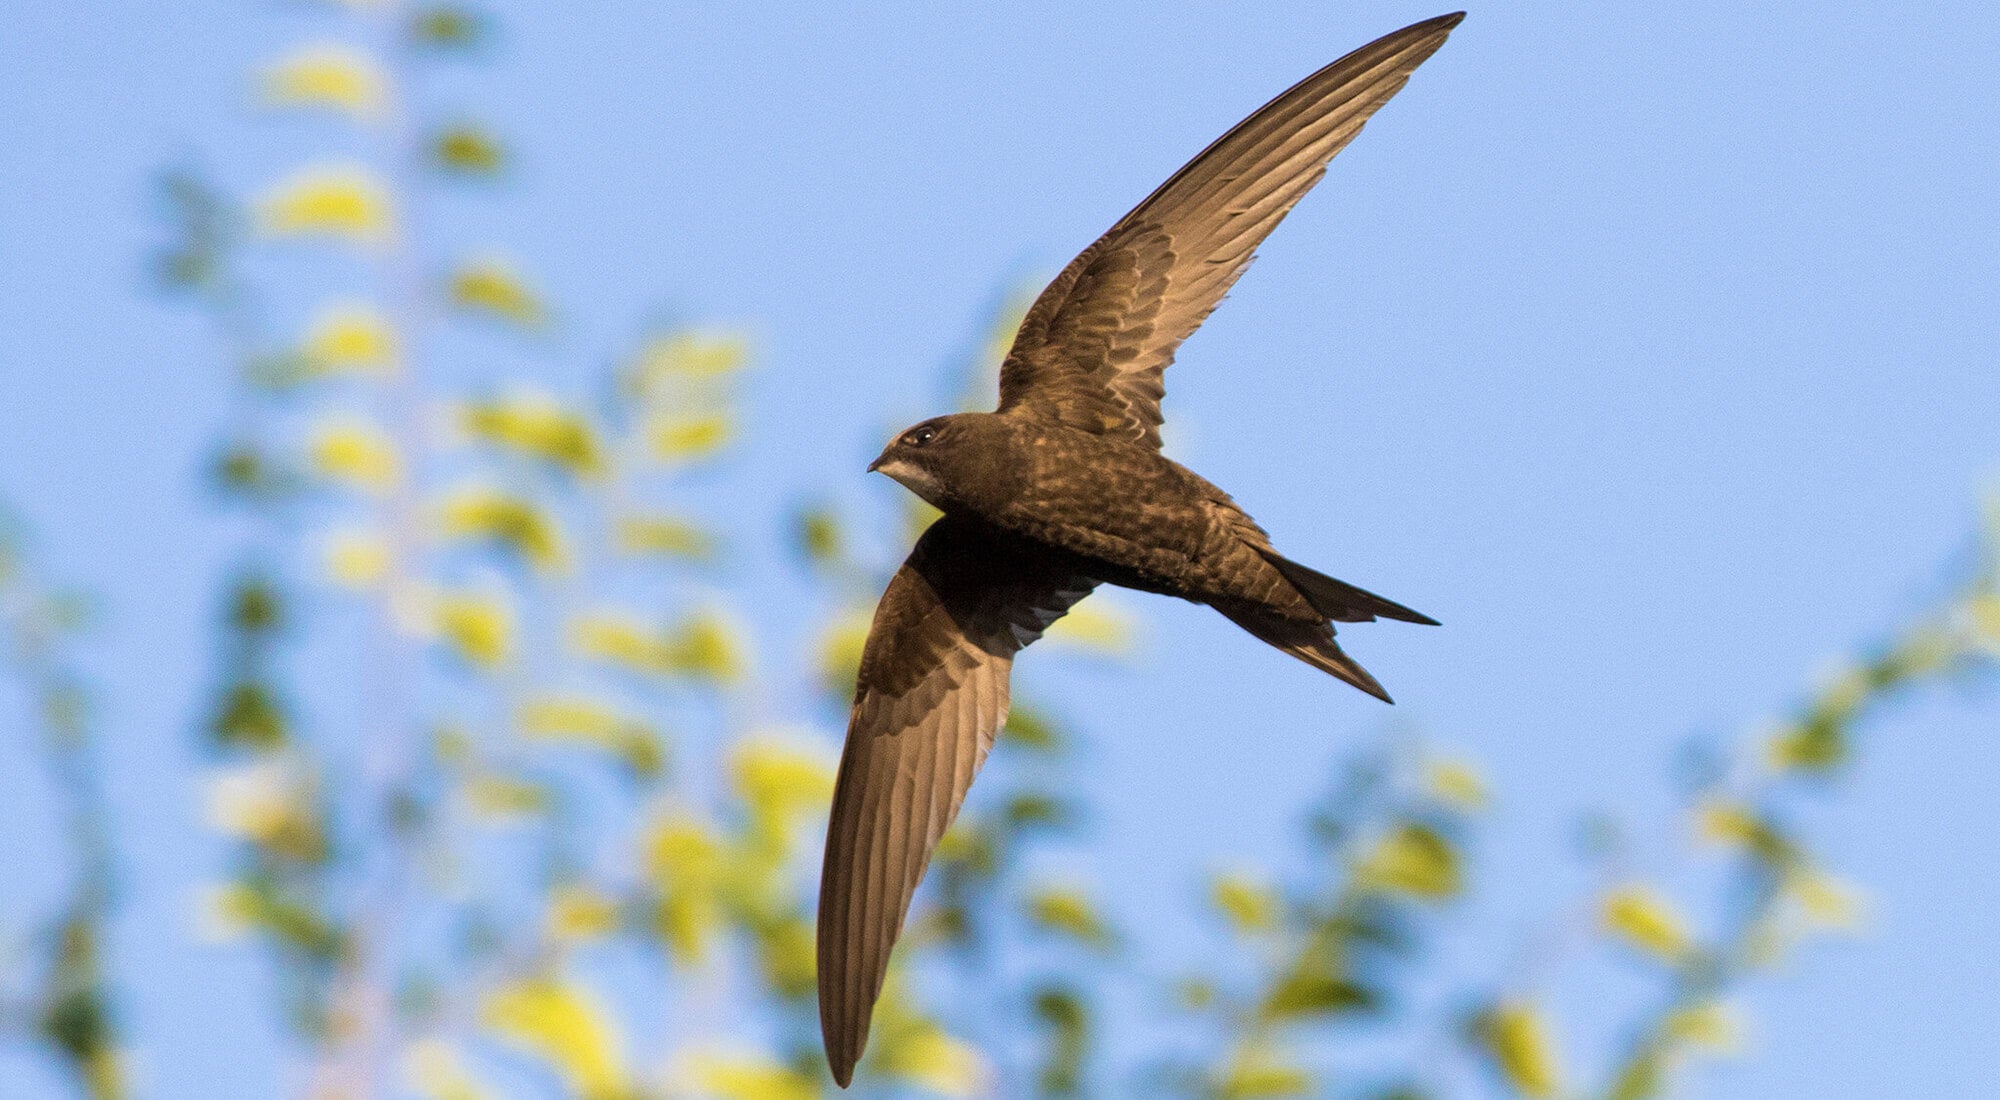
[875,457,947,508]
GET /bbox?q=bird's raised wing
[997,13,1463,449]
[818,515,1096,1086]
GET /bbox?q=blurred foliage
[0,510,125,1097]
[0,1,1986,1097]
[150,1,1108,1095]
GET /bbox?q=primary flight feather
[819,12,1463,1085]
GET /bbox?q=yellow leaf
[323,529,389,589]
[1692,799,1760,849]
[1481,1000,1564,1099]
[482,978,629,1099]
[647,413,732,462]
[643,814,724,962]
[564,608,741,682]
[204,765,291,838]
[257,165,390,242]
[659,610,743,683]
[80,1049,125,1100]
[1786,868,1868,932]
[1426,756,1489,812]
[1026,885,1114,948]
[546,885,622,943]
[1353,823,1461,899]
[437,487,568,571]
[1664,1000,1746,1056]
[430,589,513,668]
[756,917,817,999]
[302,304,396,374]
[196,883,261,944]
[628,331,749,398]
[449,256,546,328]
[463,774,548,820]
[517,695,651,752]
[569,612,661,674]
[1211,871,1279,934]
[932,823,992,870]
[876,1025,986,1097]
[309,418,399,492]
[1812,663,1871,720]
[260,43,382,117]
[433,725,473,766]
[1966,593,2000,650]
[1216,1040,1313,1097]
[731,736,835,830]
[815,611,872,698]
[674,1048,817,1100]
[458,392,603,476]
[1600,882,1694,963]
[403,1038,496,1100]
[204,762,324,861]
[614,515,716,561]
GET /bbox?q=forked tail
[1265,553,1438,626]
[1212,601,1396,703]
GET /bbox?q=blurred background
[2,2,1996,1097]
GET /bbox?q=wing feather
[997,13,1464,448]
[818,516,1096,1086]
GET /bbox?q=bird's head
[869,413,1012,512]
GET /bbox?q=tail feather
[1264,553,1438,626]
[1213,602,1395,703]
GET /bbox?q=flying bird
[819,12,1462,1085]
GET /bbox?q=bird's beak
[866,446,891,473]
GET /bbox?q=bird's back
[986,418,1318,617]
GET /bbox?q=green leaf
[213,446,292,498]
[1026,886,1117,951]
[659,611,742,683]
[1771,712,1848,772]
[409,5,488,50]
[212,681,288,749]
[1607,1049,1665,1100]
[791,505,842,566]
[433,124,506,176]
[228,577,283,635]
[1261,975,1376,1021]
[1032,986,1089,1096]
[1003,706,1063,752]
[1003,792,1070,832]
[1211,871,1280,935]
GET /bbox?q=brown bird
[819,12,1461,1085]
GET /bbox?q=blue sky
[2,1,1997,1095]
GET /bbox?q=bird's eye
[909,427,937,446]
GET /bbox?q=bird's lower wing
[818,515,1096,1086]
